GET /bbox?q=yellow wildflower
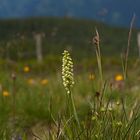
[27,78,35,85]
[115,74,123,81]
[41,79,48,85]
[3,90,10,97]
[89,73,95,80]
[23,66,30,73]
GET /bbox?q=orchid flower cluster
[62,50,74,94]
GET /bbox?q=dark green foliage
[0,17,138,61]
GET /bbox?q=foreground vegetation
[0,63,140,139]
[0,40,139,140]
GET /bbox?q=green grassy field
[0,48,139,139]
[0,17,139,139]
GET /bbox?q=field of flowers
[0,30,140,140]
[0,13,139,139]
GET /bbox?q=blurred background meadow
[0,0,140,139]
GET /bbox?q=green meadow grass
[0,62,139,139]
[0,17,139,139]
[0,41,139,139]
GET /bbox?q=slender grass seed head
[92,29,100,46]
[11,72,16,81]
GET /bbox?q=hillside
[0,17,138,63]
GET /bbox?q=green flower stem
[62,50,80,128]
[69,90,80,128]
